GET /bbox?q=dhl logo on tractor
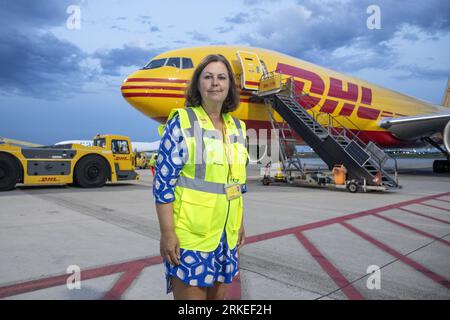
[39,177,59,183]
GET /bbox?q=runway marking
[245,192,450,245]
[226,276,242,300]
[419,203,450,213]
[0,256,162,299]
[371,213,450,246]
[1,192,449,300]
[102,262,146,300]
[435,198,450,204]
[341,222,450,290]
[397,207,450,225]
[294,232,365,300]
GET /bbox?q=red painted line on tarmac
[0,273,69,299]
[246,192,450,245]
[341,222,450,290]
[226,276,242,300]
[294,232,365,300]
[372,213,450,246]
[1,192,449,299]
[103,264,145,300]
[226,249,242,300]
[397,208,450,225]
[435,198,450,204]
[0,255,162,299]
[420,203,450,213]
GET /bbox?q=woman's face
[198,61,230,107]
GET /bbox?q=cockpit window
[166,57,181,68]
[182,58,194,69]
[143,58,167,69]
[143,57,194,70]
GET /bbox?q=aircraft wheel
[262,177,271,186]
[74,155,109,188]
[0,154,19,191]
[433,160,450,173]
[286,176,295,184]
[347,181,358,193]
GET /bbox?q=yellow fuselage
[121,45,443,147]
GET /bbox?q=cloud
[138,15,160,32]
[111,25,130,32]
[394,65,450,80]
[241,0,450,71]
[0,0,82,30]
[0,0,93,99]
[216,26,234,34]
[187,31,211,42]
[225,13,250,24]
[243,0,280,5]
[93,45,163,76]
[0,30,93,99]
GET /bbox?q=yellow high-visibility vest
[149,154,157,167]
[159,105,248,251]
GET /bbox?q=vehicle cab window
[112,140,129,154]
[93,138,106,148]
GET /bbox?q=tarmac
[0,158,449,300]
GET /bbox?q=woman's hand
[160,230,181,266]
[237,224,245,249]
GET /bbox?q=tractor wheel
[74,155,109,188]
[0,154,19,191]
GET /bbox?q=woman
[153,54,248,300]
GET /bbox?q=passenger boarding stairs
[266,109,304,174]
[258,74,399,189]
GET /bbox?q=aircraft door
[236,51,263,91]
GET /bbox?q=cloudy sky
[1,0,449,144]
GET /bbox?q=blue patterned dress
[153,114,246,294]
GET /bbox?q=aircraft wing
[379,111,450,140]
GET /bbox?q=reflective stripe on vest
[182,107,245,180]
[229,116,246,147]
[177,108,246,194]
[177,175,245,194]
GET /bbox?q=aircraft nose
[121,70,188,121]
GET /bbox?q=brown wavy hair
[185,54,239,113]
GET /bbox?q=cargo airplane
[121,45,450,172]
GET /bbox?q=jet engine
[433,120,450,173]
[444,120,450,155]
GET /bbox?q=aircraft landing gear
[433,160,450,173]
[422,137,450,173]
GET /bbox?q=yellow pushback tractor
[0,134,139,191]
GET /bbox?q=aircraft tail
[443,77,450,107]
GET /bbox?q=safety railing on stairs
[283,76,399,186]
